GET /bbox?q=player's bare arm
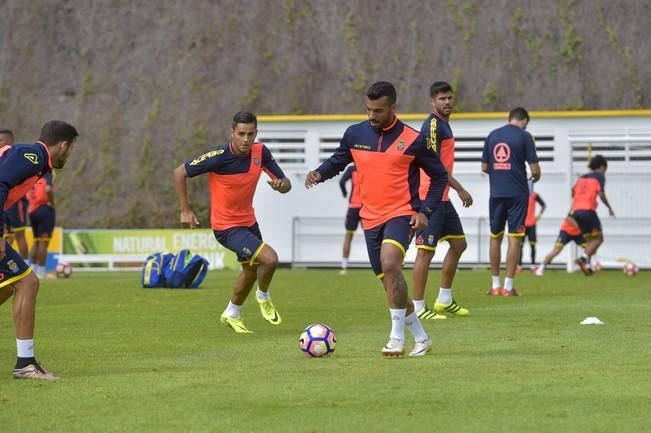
[174,164,200,228]
[481,162,489,174]
[304,170,322,188]
[529,162,541,182]
[599,191,615,217]
[267,177,292,193]
[448,174,473,207]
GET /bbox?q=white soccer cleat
[381,337,405,357]
[409,337,432,357]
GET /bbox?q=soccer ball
[623,262,639,277]
[592,260,602,272]
[299,323,336,357]
[55,261,73,278]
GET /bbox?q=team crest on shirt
[253,157,260,166]
[24,153,39,164]
[7,260,18,273]
[397,140,404,151]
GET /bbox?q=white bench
[56,254,147,271]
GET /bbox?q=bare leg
[230,263,258,305]
[342,232,353,260]
[505,235,524,278]
[15,231,29,260]
[37,240,50,267]
[254,244,279,293]
[543,245,564,266]
[12,273,40,340]
[0,285,14,306]
[440,238,467,288]
[412,248,434,301]
[380,243,413,314]
[490,235,503,277]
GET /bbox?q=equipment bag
[141,252,175,288]
[165,249,210,289]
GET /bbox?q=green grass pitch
[1,268,649,433]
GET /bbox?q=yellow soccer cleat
[416,307,447,320]
[220,313,253,334]
[257,299,282,325]
[434,299,469,316]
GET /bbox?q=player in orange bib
[569,155,615,275]
[534,217,586,276]
[305,81,448,357]
[174,112,291,334]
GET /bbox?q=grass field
[1,268,649,433]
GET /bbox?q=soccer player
[534,217,586,276]
[27,172,56,278]
[518,180,546,272]
[338,164,361,275]
[174,111,291,334]
[0,130,29,260]
[569,155,615,275]
[482,107,541,296]
[412,81,473,320]
[305,81,448,357]
[0,120,78,380]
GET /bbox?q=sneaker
[409,337,432,357]
[257,298,282,325]
[501,288,520,296]
[486,287,504,296]
[381,337,405,357]
[416,307,447,320]
[574,257,593,276]
[534,267,544,277]
[12,363,59,381]
[219,313,253,333]
[515,265,523,274]
[434,299,469,316]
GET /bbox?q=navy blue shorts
[524,225,537,243]
[363,215,413,276]
[5,199,28,232]
[213,224,264,264]
[489,196,527,237]
[415,201,465,250]
[345,207,361,232]
[29,206,56,239]
[556,230,586,247]
[571,210,602,237]
[0,241,31,289]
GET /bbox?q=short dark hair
[508,107,530,122]
[232,111,257,129]
[39,121,78,145]
[588,154,608,170]
[367,81,396,105]
[430,81,452,97]
[0,129,14,138]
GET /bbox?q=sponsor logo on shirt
[352,143,371,150]
[492,142,511,170]
[189,149,224,166]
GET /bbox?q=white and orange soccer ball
[623,262,639,277]
[55,261,73,278]
[299,323,336,357]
